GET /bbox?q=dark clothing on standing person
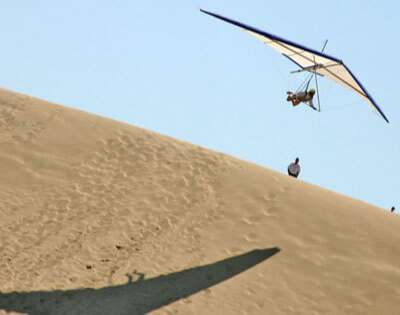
[288,158,301,178]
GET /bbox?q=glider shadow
[0,247,280,315]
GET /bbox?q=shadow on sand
[0,247,280,315]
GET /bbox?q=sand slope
[0,88,399,315]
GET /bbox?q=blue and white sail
[201,9,389,123]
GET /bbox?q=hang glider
[200,8,389,123]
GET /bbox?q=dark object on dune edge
[288,157,301,178]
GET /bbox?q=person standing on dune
[288,158,301,178]
[391,206,395,213]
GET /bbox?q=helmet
[309,88,316,95]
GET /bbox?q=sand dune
[0,88,399,314]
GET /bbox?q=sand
[0,88,399,314]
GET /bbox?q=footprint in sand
[262,205,279,218]
[243,232,259,242]
[241,214,264,225]
[263,193,277,202]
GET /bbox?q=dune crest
[0,88,399,314]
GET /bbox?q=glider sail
[200,9,389,123]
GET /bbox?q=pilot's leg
[308,100,317,110]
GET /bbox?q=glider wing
[200,9,389,123]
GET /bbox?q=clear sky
[0,1,398,209]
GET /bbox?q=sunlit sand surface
[0,88,399,314]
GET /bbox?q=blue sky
[0,1,398,209]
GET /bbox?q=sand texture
[0,88,399,314]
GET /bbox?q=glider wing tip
[380,111,389,123]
